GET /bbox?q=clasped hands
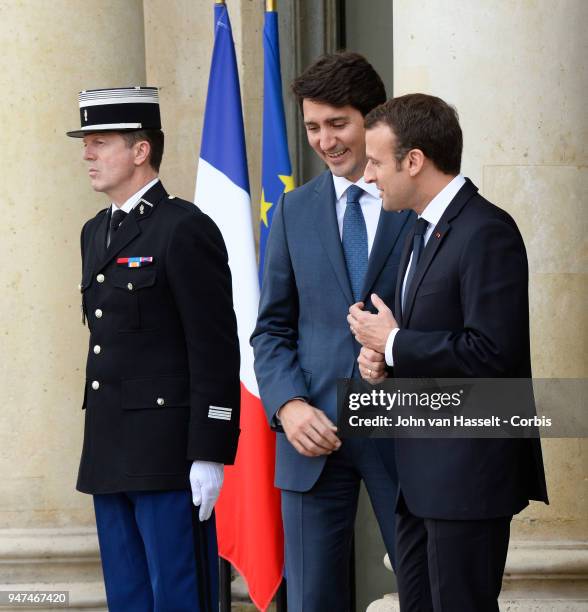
[347,293,398,383]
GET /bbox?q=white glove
[189,460,224,521]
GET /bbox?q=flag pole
[211,0,230,601]
[259,0,294,612]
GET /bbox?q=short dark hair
[291,52,386,116]
[121,129,164,172]
[365,94,462,175]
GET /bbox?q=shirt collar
[111,177,160,214]
[332,173,380,201]
[419,174,466,226]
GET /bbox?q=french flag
[195,3,283,610]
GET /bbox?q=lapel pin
[435,231,442,239]
[139,204,145,215]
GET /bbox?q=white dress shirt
[384,174,466,366]
[110,177,160,215]
[332,174,382,257]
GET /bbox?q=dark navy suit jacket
[251,171,413,492]
[388,178,548,518]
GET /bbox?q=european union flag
[259,6,294,279]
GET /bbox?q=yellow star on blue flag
[259,10,294,279]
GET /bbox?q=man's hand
[358,346,387,383]
[190,460,224,521]
[348,293,398,353]
[279,399,341,457]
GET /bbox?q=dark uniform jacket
[77,180,240,494]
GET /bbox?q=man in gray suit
[251,52,414,612]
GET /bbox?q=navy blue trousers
[93,490,218,612]
[281,438,398,612]
[396,500,511,612]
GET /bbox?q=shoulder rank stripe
[117,256,154,268]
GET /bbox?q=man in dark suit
[348,94,548,611]
[251,53,413,611]
[67,87,240,612]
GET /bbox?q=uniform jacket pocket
[111,267,157,291]
[121,376,189,410]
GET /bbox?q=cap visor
[66,127,146,138]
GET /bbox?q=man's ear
[134,140,151,167]
[407,149,425,177]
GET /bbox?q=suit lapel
[94,180,167,273]
[95,212,141,272]
[313,172,354,305]
[402,179,478,325]
[361,209,412,301]
[93,209,109,260]
[402,220,452,324]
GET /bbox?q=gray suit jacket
[251,171,414,491]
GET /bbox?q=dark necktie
[107,209,127,247]
[110,209,127,232]
[402,217,429,312]
[342,185,368,303]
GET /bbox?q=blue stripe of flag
[200,4,250,194]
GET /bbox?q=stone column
[143,0,214,204]
[0,1,145,608]
[369,1,588,610]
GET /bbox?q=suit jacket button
[93,345,101,354]
[97,274,105,283]
[95,309,103,318]
[156,397,165,406]
[127,282,133,291]
[91,380,100,390]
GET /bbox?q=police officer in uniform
[67,87,240,612]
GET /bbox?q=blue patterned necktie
[342,185,368,302]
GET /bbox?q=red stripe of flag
[216,383,283,610]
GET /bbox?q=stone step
[368,541,588,611]
[368,593,588,612]
[0,528,277,611]
[0,528,102,586]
